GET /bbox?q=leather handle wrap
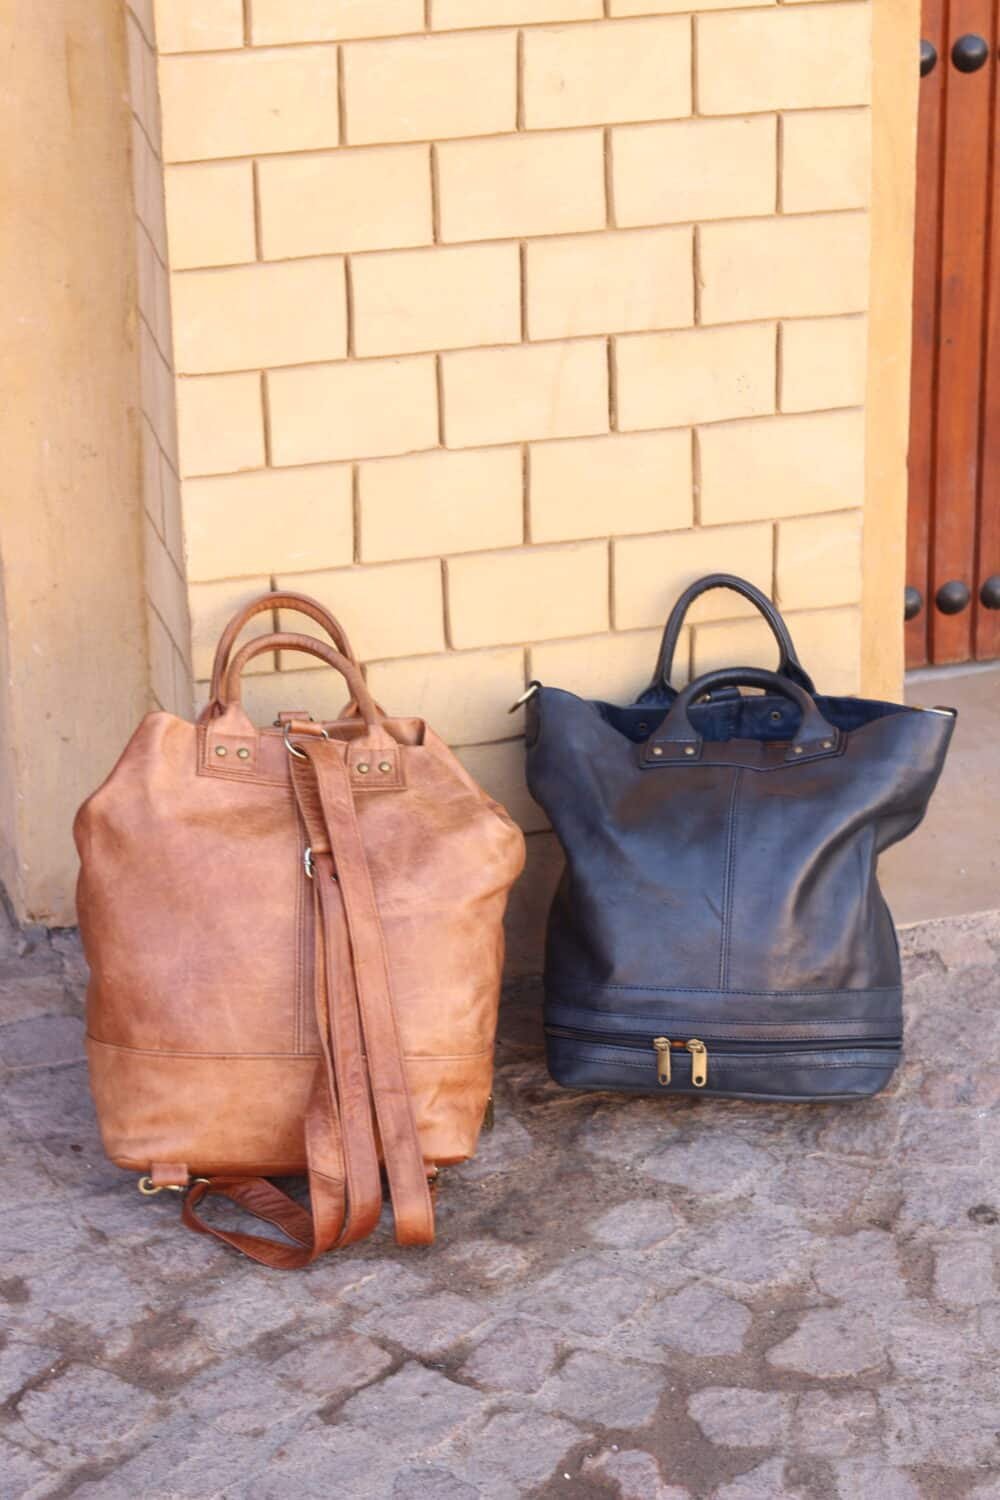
[648,573,815,695]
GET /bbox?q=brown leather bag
[74,593,525,1267]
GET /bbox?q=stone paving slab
[1,909,999,1499]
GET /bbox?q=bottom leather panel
[87,1037,493,1173]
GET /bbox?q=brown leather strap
[182,734,432,1264]
[295,740,434,1246]
[201,592,358,721]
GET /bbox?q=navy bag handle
[646,573,816,696]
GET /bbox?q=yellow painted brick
[613,117,776,228]
[693,607,861,693]
[172,259,347,374]
[437,130,606,243]
[251,0,424,44]
[610,0,766,12]
[144,519,189,651]
[235,668,350,726]
[277,560,445,660]
[698,409,865,525]
[530,431,692,542]
[352,243,520,357]
[526,227,693,340]
[700,213,870,325]
[776,510,863,610]
[523,17,690,129]
[164,162,256,271]
[189,576,276,680]
[691,614,783,678]
[343,31,516,145]
[447,542,609,649]
[359,447,523,561]
[268,356,438,466]
[183,465,353,582]
[132,121,167,259]
[455,741,547,832]
[176,373,265,477]
[697,5,871,115]
[148,605,176,712]
[613,522,773,630]
[442,340,608,448]
[160,453,185,571]
[782,108,871,213]
[141,326,178,470]
[432,0,601,26]
[783,607,861,694]
[366,647,526,742]
[780,316,867,413]
[257,146,432,259]
[530,626,689,699]
[159,48,339,162]
[617,324,775,432]
[154,0,243,52]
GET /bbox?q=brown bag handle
[202,592,359,721]
[224,632,384,731]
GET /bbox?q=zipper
[653,1036,707,1088]
[547,1025,898,1091]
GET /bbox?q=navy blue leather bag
[523,575,955,1101]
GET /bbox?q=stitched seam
[548,984,901,997]
[86,1036,493,1062]
[557,1048,897,1071]
[718,768,743,991]
[546,1012,898,1029]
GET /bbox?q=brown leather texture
[75,595,525,1265]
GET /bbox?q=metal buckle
[137,1176,208,1196]
[283,723,330,759]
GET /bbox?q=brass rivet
[652,746,664,757]
[215,745,228,757]
[794,746,804,756]
[237,747,250,760]
[378,761,392,773]
[684,746,696,757]
[356,762,370,774]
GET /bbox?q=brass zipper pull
[653,1036,672,1086]
[686,1038,708,1087]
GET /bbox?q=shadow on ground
[2,907,999,1499]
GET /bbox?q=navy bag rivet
[522,573,956,1102]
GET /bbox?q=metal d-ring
[508,682,540,714]
[283,723,330,759]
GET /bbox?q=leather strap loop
[202,592,358,721]
[646,574,815,695]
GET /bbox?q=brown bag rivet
[356,762,370,774]
[378,761,392,773]
[237,747,251,759]
[215,745,228,757]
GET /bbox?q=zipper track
[544,1025,900,1053]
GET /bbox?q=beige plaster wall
[0,2,150,925]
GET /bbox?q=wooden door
[907,0,1000,666]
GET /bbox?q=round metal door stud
[921,39,937,75]
[904,586,923,621]
[980,574,1000,609]
[951,34,989,72]
[935,579,971,615]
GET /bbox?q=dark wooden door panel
[908,0,999,665]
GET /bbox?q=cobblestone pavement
[2,907,1000,1500]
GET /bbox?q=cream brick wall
[127,0,875,969]
[126,2,192,716]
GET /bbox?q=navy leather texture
[525,575,955,1102]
